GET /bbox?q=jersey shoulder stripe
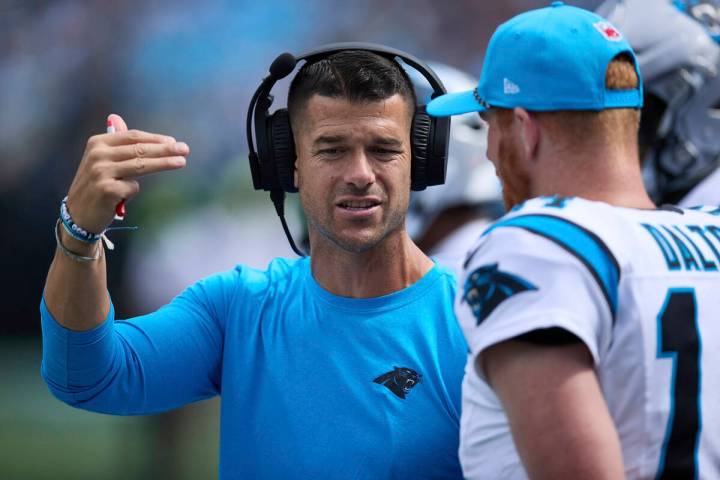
[479,213,620,320]
[688,205,720,216]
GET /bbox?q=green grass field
[0,339,219,480]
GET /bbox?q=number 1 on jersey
[656,288,701,479]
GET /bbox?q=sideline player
[428,3,720,478]
[41,49,466,479]
[599,0,720,207]
[406,62,502,272]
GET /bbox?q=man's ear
[513,108,539,162]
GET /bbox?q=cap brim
[427,90,486,117]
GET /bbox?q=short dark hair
[287,50,416,129]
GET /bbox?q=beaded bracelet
[60,196,103,244]
[54,219,101,262]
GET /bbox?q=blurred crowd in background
[8,0,710,478]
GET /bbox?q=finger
[103,129,176,146]
[112,156,187,179]
[108,113,128,133]
[114,179,141,201]
[104,142,189,162]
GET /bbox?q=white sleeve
[456,225,615,381]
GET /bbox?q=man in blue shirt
[41,48,466,478]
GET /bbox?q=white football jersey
[680,168,720,210]
[457,196,720,480]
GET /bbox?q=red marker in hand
[107,118,126,221]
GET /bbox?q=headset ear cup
[410,109,432,191]
[269,109,298,193]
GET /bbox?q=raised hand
[65,113,189,234]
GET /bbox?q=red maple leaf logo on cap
[593,21,623,42]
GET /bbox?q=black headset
[245,42,451,256]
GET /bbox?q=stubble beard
[303,192,408,254]
[308,210,406,254]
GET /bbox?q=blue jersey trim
[484,214,620,320]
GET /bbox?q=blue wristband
[59,196,103,244]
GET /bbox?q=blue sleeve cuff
[40,297,115,345]
[40,295,116,399]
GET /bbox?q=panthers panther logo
[373,367,422,399]
[463,263,537,326]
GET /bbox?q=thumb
[107,113,128,132]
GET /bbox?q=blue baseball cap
[427,1,643,116]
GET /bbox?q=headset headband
[295,42,447,95]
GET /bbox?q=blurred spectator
[599,0,720,206]
[405,62,503,273]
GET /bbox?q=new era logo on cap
[593,21,623,42]
[503,78,520,95]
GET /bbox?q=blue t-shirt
[41,257,466,479]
